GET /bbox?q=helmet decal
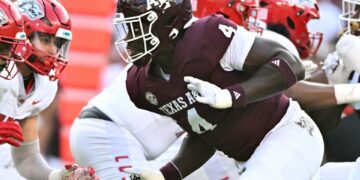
[147,0,171,10]
[0,9,9,26]
[15,0,45,21]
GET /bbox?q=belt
[78,106,113,122]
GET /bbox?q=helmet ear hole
[267,23,290,39]
[287,17,295,30]
[259,1,268,7]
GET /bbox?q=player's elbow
[276,48,305,81]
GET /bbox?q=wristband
[159,161,182,180]
[334,83,360,104]
[225,84,247,108]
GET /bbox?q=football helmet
[193,0,261,30]
[114,0,193,64]
[258,0,323,58]
[15,0,72,81]
[339,0,360,35]
[0,0,27,80]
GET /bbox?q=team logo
[145,92,158,105]
[295,116,315,137]
[147,0,170,10]
[32,100,41,105]
[0,9,9,26]
[15,0,45,20]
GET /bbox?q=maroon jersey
[126,15,289,161]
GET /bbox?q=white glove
[323,52,352,84]
[124,168,165,180]
[184,76,232,109]
[49,164,99,180]
[336,34,360,72]
[301,60,318,80]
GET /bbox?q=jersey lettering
[187,108,217,134]
[218,24,236,38]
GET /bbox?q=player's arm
[285,81,336,111]
[11,115,97,180]
[162,134,215,179]
[125,134,215,180]
[185,34,304,109]
[287,44,360,110]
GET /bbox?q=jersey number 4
[187,108,217,134]
[218,24,236,38]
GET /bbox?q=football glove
[49,164,99,180]
[184,76,232,109]
[124,168,165,180]
[0,119,24,147]
[336,34,360,72]
[323,52,351,84]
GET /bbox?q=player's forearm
[11,139,54,180]
[285,81,337,111]
[160,135,215,179]
[306,69,328,84]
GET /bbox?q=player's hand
[0,120,24,147]
[301,60,318,80]
[124,168,165,180]
[336,34,360,72]
[49,164,99,180]
[323,52,351,84]
[184,76,232,109]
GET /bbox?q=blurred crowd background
[41,0,354,168]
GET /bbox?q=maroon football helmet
[114,0,193,65]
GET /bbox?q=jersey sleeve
[219,26,257,71]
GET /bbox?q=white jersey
[0,73,57,171]
[88,64,183,159]
[0,73,58,120]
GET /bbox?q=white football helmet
[339,0,360,35]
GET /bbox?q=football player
[0,0,26,149]
[0,2,27,178]
[70,1,261,180]
[119,0,324,179]
[0,0,98,179]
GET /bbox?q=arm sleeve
[11,139,54,180]
[219,26,257,72]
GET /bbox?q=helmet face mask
[0,1,27,80]
[15,0,72,81]
[25,31,70,80]
[114,11,160,63]
[340,0,360,35]
[114,0,193,65]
